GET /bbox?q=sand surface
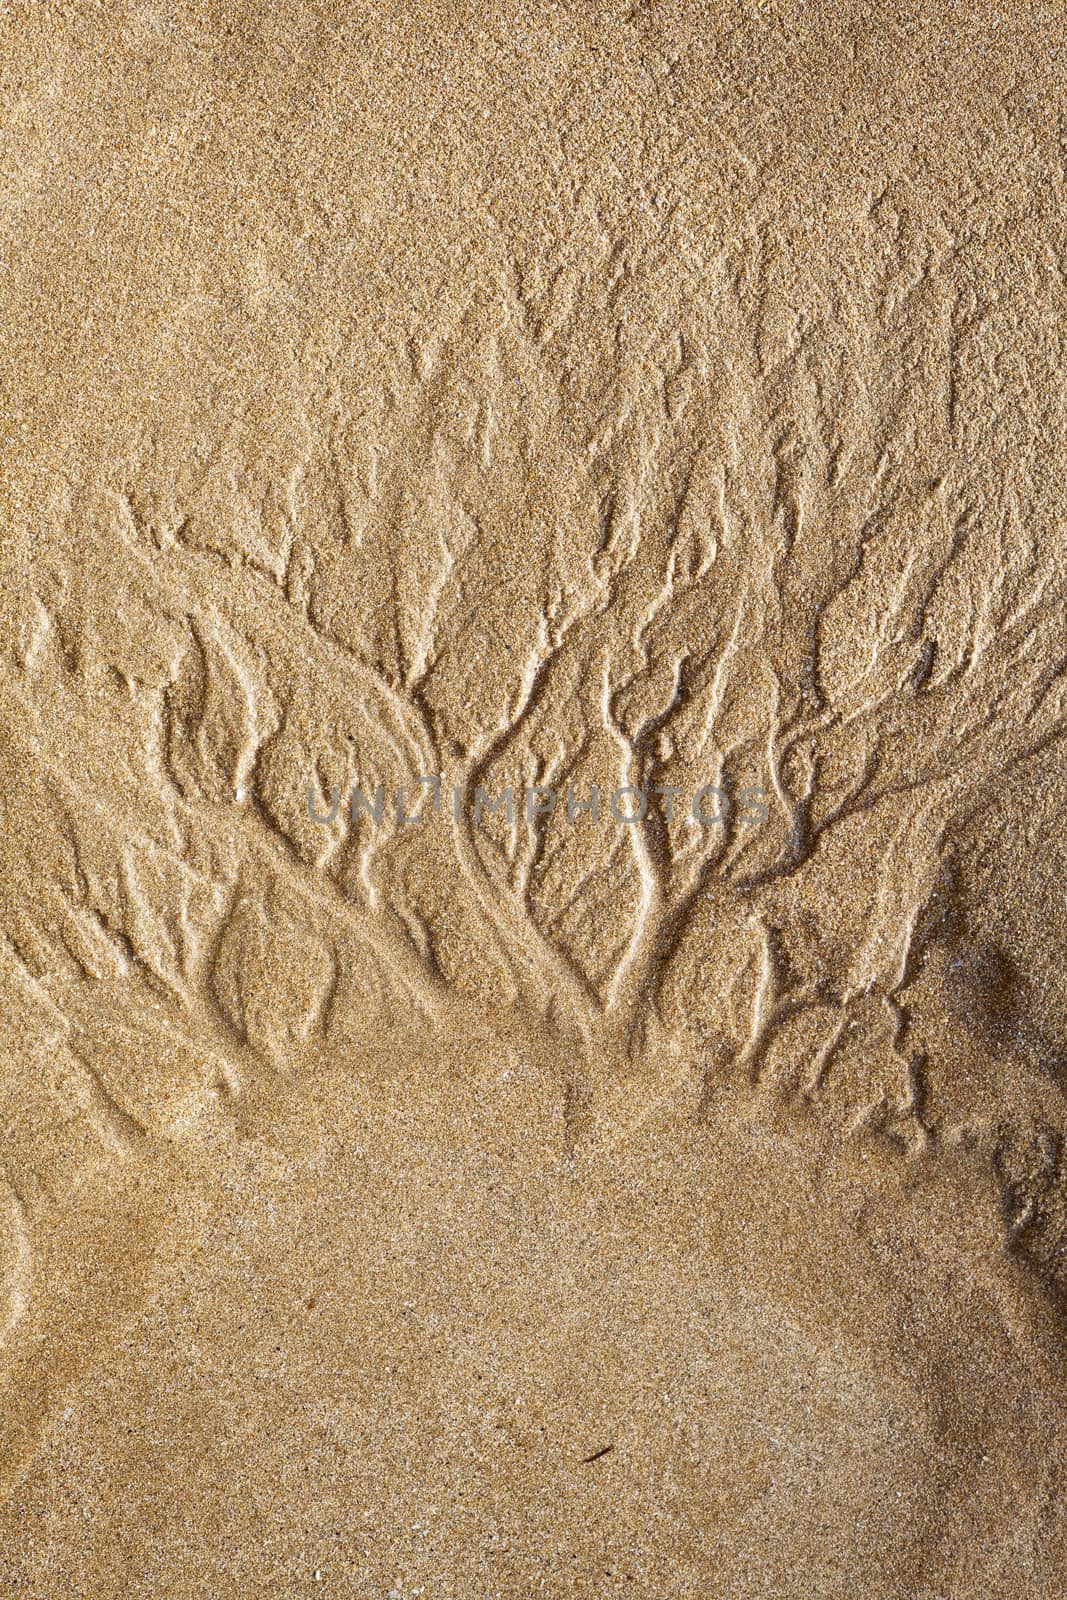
[2,3,1067,1595]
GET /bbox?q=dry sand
[2,3,1067,1595]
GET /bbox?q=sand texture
[2,3,1067,1595]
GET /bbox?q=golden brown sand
[2,3,1066,1594]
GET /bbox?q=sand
[1,3,1066,1595]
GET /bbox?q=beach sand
[1,4,1066,1593]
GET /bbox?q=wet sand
[1,4,1066,1594]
